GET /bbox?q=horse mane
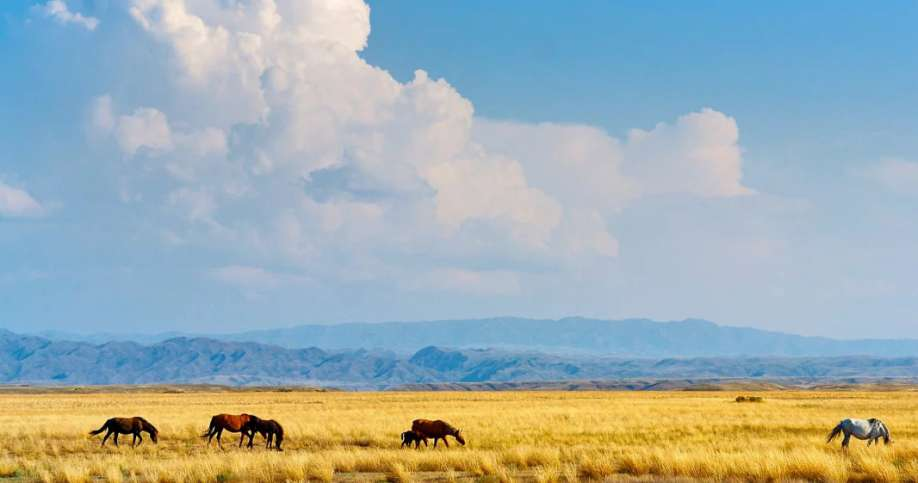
[138,417,158,432]
[442,421,459,434]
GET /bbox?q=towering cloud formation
[70,0,752,293]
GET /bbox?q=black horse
[245,417,285,451]
[401,430,428,449]
[89,417,159,447]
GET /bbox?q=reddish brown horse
[203,414,256,449]
[89,417,158,447]
[411,419,466,448]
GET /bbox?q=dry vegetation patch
[0,390,914,481]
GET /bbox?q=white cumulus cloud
[625,108,752,198]
[80,0,755,290]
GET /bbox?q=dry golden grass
[0,390,915,481]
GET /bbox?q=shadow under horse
[89,417,159,447]
[203,414,257,449]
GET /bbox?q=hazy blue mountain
[3,330,918,387]
[33,318,918,358]
[215,318,918,357]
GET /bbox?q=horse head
[454,428,466,446]
[140,418,159,443]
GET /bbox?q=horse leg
[842,433,851,449]
[113,433,119,447]
[216,429,224,450]
[136,432,143,447]
[443,437,449,448]
[101,429,112,447]
[433,437,439,448]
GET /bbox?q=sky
[1,0,918,338]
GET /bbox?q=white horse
[827,418,891,448]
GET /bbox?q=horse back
[212,413,250,431]
[108,417,139,432]
[412,419,450,437]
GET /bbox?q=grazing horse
[400,430,428,449]
[89,417,158,447]
[245,418,284,451]
[411,419,465,448]
[203,414,256,449]
[827,418,891,448]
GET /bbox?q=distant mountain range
[4,329,918,387]
[36,317,918,358]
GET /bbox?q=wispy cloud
[869,158,918,195]
[210,265,312,299]
[0,180,45,218]
[39,0,99,31]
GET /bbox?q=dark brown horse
[411,419,465,448]
[203,414,256,449]
[401,430,428,449]
[245,418,284,451]
[89,417,158,447]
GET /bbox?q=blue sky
[2,0,918,337]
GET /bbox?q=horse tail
[827,423,843,443]
[202,416,217,438]
[89,420,109,436]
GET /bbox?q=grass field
[0,389,915,481]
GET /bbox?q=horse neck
[139,419,154,432]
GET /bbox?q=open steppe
[0,389,915,481]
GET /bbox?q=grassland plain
[0,389,915,482]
